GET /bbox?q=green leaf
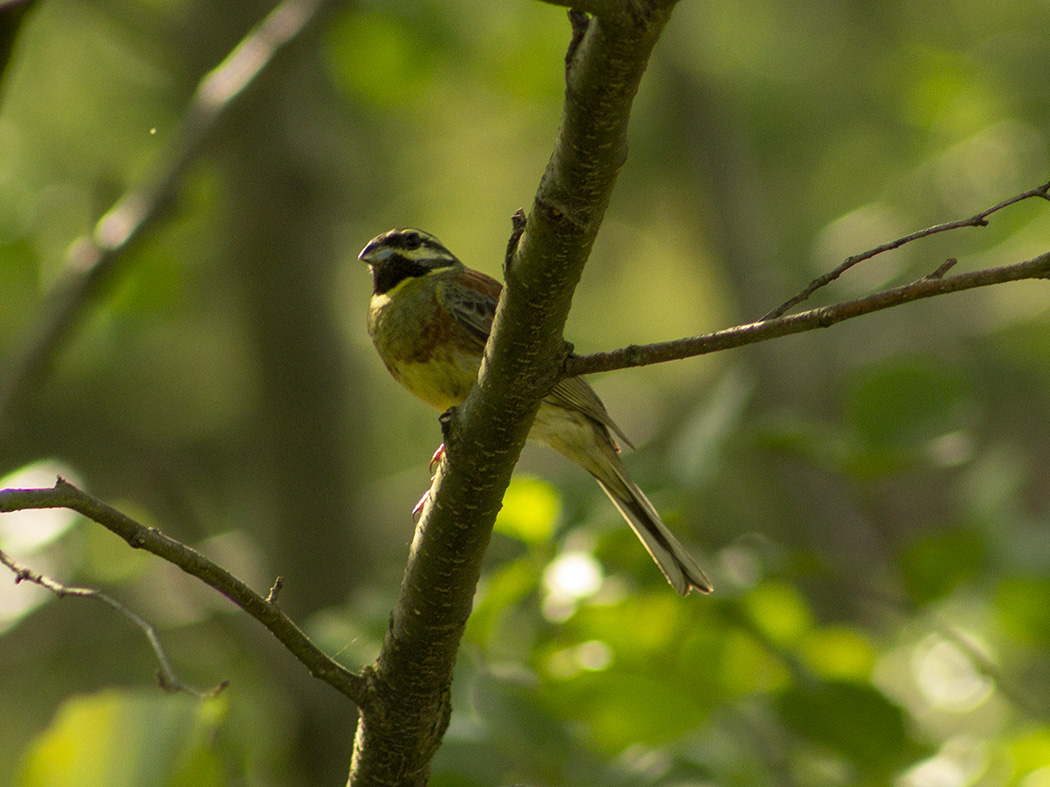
[742,580,814,647]
[1009,727,1050,780]
[465,558,542,653]
[545,669,708,753]
[494,476,561,545]
[845,356,970,451]
[995,577,1050,647]
[899,528,986,604]
[17,690,228,787]
[777,681,922,778]
[719,629,792,696]
[0,238,39,342]
[799,626,877,681]
[324,10,439,108]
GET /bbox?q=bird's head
[359,228,460,295]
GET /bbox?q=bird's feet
[412,488,430,522]
[412,443,447,521]
[429,443,445,475]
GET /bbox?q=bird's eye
[403,233,422,250]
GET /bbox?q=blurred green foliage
[2,0,1050,785]
[18,691,229,787]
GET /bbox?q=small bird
[359,228,712,595]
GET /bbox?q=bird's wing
[547,375,635,451]
[440,268,633,451]
[437,268,501,351]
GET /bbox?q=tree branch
[0,478,372,709]
[761,180,1050,320]
[0,0,331,445]
[0,547,225,698]
[349,3,681,785]
[567,251,1050,376]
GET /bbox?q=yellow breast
[368,274,481,411]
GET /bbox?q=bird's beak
[358,240,393,265]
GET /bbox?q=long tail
[595,463,712,596]
[532,392,712,595]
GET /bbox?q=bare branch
[567,180,1050,377]
[0,478,372,709]
[567,251,1050,376]
[0,548,225,698]
[761,180,1050,320]
[0,0,331,444]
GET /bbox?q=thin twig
[266,576,284,605]
[567,251,1050,377]
[0,548,224,698]
[924,258,959,280]
[0,0,330,444]
[760,180,1050,321]
[0,478,372,708]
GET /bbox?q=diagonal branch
[567,251,1050,376]
[0,0,331,445]
[0,478,372,709]
[349,3,682,785]
[0,547,225,698]
[760,179,1050,320]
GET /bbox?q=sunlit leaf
[742,580,814,647]
[800,626,877,681]
[494,476,560,545]
[564,593,683,663]
[995,577,1050,647]
[1009,727,1050,781]
[17,690,228,787]
[0,460,81,553]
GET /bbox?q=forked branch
[762,180,1050,320]
[0,479,372,709]
[0,547,224,698]
[568,180,1050,377]
[568,251,1050,376]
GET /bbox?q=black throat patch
[372,256,433,295]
